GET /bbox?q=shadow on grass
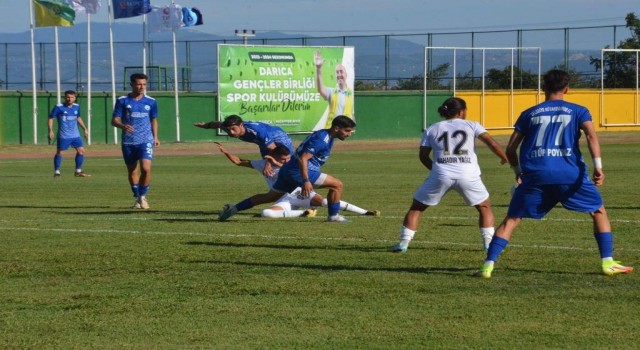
[187,258,475,275]
[0,204,111,209]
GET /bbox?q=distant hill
[1,23,600,91]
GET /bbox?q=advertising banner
[218,45,355,133]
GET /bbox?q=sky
[7,0,639,38]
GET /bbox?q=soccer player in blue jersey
[194,115,293,177]
[48,90,90,178]
[112,73,160,210]
[477,69,633,278]
[218,115,357,222]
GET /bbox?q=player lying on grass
[215,142,379,218]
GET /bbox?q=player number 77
[531,114,571,147]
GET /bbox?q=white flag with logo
[63,0,101,14]
[148,4,184,33]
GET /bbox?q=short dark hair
[222,115,243,128]
[64,90,77,96]
[437,97,466,118]
[130,73,148,83]
[271,143,290,157]
[331,115,356,129]
[542,69,570,94]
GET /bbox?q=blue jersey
[286,129,334,173]
[232,122,293,157]
[515,99,591,185]
[113,94,158,145]
[50,103,81,139]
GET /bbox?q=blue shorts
[57,137,83,151]
[122,143,154,165]
[508,175,603,219]
[272,168,322,193]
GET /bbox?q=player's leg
[53,138,70,177]
[317,197,379,216]
[122,145,142,209]
[458,178,494,250]
[315,174,348,222]
[73,137,89,177]
[137,158,153,209]
[392,177,447,252]
[220,190,284,221]
[562,181,633,275]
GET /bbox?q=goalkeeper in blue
[477,69,633,278]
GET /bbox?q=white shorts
[271,187,317,211]
[413,176,489,206]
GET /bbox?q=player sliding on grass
[476,69,633,278]
[218,115,360,222]
[195,115,293,178]
[391,97,508,253]
[215,141,379,218]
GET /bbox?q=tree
[590,12,640,88]
[392,63,451,91]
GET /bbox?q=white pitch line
[2,226,639,252]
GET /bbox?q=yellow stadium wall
[455,90,640,135]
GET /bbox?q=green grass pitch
[0,138,638,349]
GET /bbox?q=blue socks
[75,154,84,169]
[328,202,340,216]
[53,154,62,171]
[236,198,254,211]
[131,184,140,197]
[594,232,613,259]
[486,236,509,262]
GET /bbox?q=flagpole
[87,13,92,145]
[29,0,38,145]
[142,14,147,75]
[172,1,180,142]
[54,26,61,104]
[108,0,118,144]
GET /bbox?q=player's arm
[314,50,329,100]
[263,155,285,168]
[298,152,314,197]
[77,117,89,139]
[47,117,55,141]
[505,130,525,183]
[151,118,160,147]
[214,142,251,168]
[194,121,222,129]
[418,146,433,170]
[478,132,508,164]
[262,143,277,176]
[580,120,604,186]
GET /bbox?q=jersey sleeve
[112,98,124,118]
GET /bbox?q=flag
[33,0,76,27]
[63,0,101,15]
[182,6,203,27]
[148,4,183,33]
[112,0,151,19]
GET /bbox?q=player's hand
[592,168,605,186]
[122,125,134,133]
[154,138,160,147]
[213,141,227,153]
[301,181,313,197]
[194,122,207,128]
[263,161,274,177]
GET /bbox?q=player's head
[330,115,356,140]
[63,90,77,105]
[129,73,148,95]
[221,115,245,138]
[437,97,467,119]
[542,69,570,94]
[270,143,291,164]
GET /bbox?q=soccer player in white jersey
[112,73,160,210]
[48,90,90,178]
[391,97,508,253]
[476,69,633,278]
[214,142,379,218]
